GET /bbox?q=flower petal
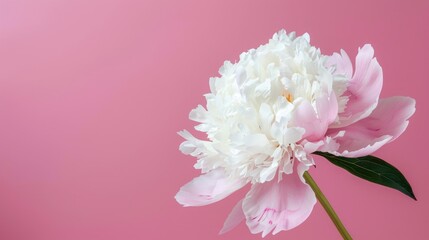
[178,130,209,157]
[291,92,338,142]
[219,200,245,235]
[326,96,416,157]
[175,168,247,207]
[366,96,416,141]
[332,44,383,128]
[327,49,353,78]
[242,163,316,237]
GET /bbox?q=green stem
[303,171,352,240]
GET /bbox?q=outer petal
[242,163,316,237]
[326,96,416,157]
[175,168,247,207]
[331,44,383,128]
[219,200,245,235]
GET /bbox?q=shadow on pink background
[0,0,428,239]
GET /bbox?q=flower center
[282,91,294,103]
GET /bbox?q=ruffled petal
[178,130,209,157]
[242,163,316,237]
[327,49,353,78]
[175,169,247,207]
[331,44,383,128]
[326,96,416,157]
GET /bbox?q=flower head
[176,30,415,237]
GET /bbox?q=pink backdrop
[1,0,428,239]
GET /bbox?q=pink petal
[364,96,416,141]
[327,49,353,78]
[292,92,338,142]
[331,44,383,128]
[175,169,247,207]
[316,91,340,129]
[242,163,316,237]
[326,96,416,157]
[219,200,245,235]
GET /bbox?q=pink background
[0,0,428,239]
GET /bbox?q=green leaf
[314,151,416,200]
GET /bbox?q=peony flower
[175,30,415,237]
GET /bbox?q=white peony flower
[175,30,415,237]
[179,31,343,184]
